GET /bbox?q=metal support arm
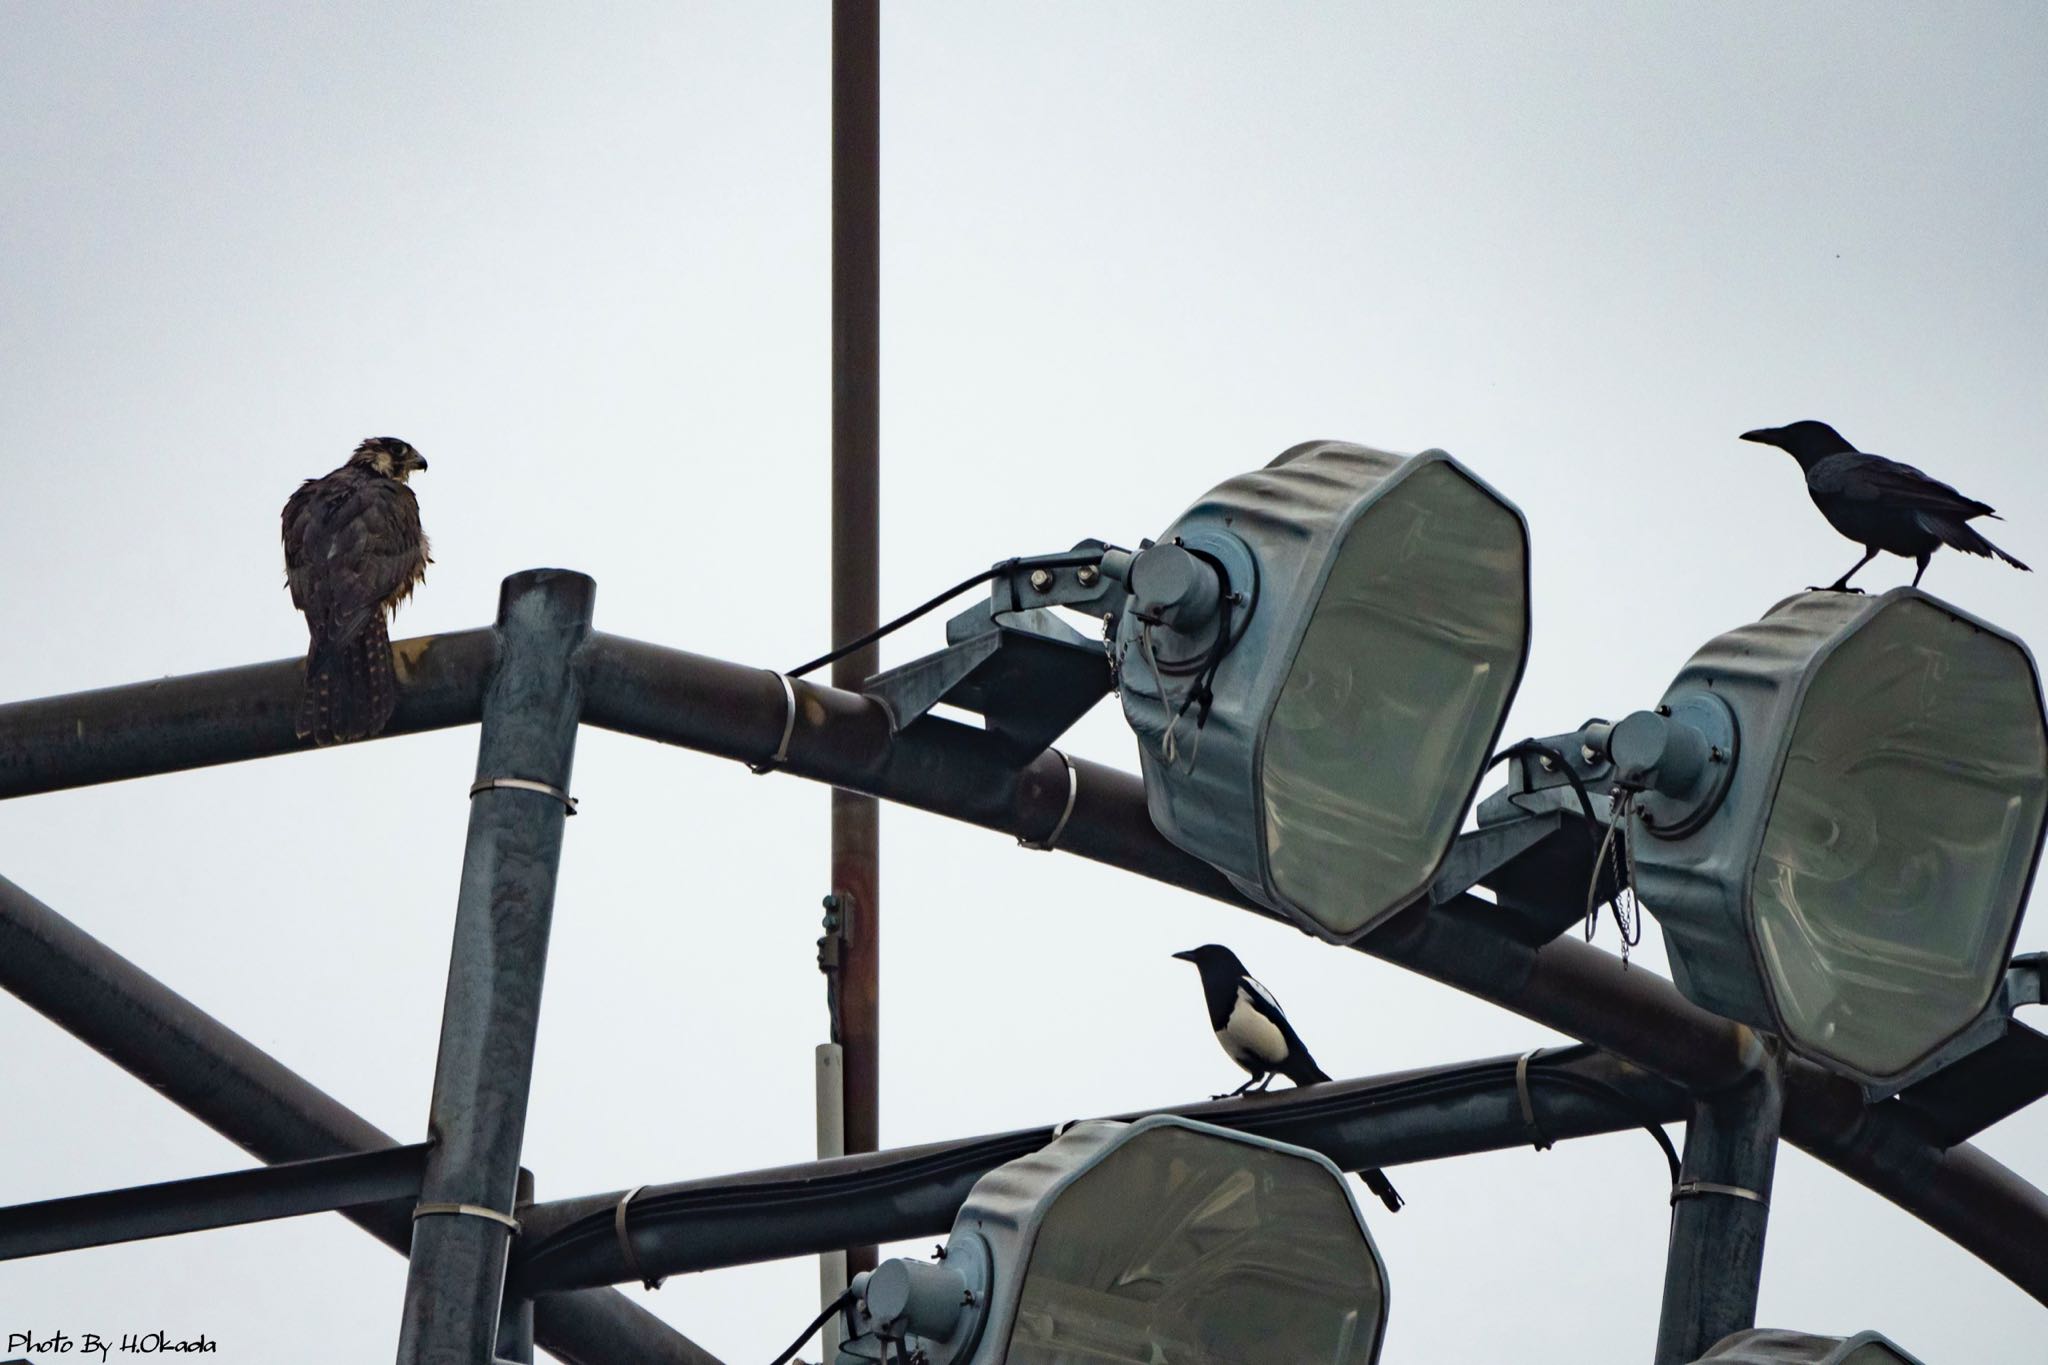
[1655,1052,1785,1365]
[0,873,718,1365]
[398,571,594,1364]
[513,1045,1688,1295]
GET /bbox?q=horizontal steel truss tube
[0,872,724,1365]
[0,1144,431,1262]
[513,1045,1689,1296]
[0,628,496,798]
[575,630,2048,1306]
[4,620,2046,1303]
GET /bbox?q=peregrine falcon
[282,437,431,745]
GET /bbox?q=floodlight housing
[1115,441,1532,942]
[835,1114,1390,1365]
[1622,588,2048,1093]
[1697,1328,1926,1364]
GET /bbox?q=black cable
[1534,1069,1683,1186]
[787,553,1103,680]
[1485,739,1602,831]
[768,1287,854,1365]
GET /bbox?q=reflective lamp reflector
[1116,442,1532,943]
[1751,597,2048,1079]
[931,1115,1389,1365]
[1261,461,1528,933]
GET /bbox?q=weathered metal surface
[574,631,2048,1306]
[0,870,724,1365]
[511,1046,1688,1295]
[398,570,594,1365]
[0,629,495,798]
[833,0,883,1284]
[1656,1053,1784,1365]
[0,1144,430,1262]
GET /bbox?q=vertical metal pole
[832,0,882,1281]
[816,1043,849,1360]
[397,569,593,1365]
[495,1169,537,1364]
[1653,1050,1783,1365]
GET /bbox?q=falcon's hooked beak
[408,451,430,472]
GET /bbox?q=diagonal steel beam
[510,1045,1688,1295]
[0,1145,431,1263]
[0,870,723,1365]
[574,629,2048,1307]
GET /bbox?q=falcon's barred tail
[1922,515,2031,571]
[1360,1168,1404,1214]
[298,617,398,745]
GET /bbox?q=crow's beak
[1739,428,1775,446]
[1171,949,1197,963]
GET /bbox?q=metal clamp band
[614,1184,666,1290]
[749,672,798,775]
[1515,1048,1553,1152]
[470,777,578,815]
[412,1202,522,1233]
[1670,1180,1766,1207]
[1019,750,1078,852]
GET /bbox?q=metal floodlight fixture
[1603,587,2048,1094]
[834,1114,1390,1365]
[859,440,1532,943]
[1112,441,1532,941]
[1696,1328,1927,1365]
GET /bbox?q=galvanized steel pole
[832,0,883,1285]
[1654,1051,1785,1365]
[397,570,594,1365]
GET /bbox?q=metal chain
[1584,789,1644,966]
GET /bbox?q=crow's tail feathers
[1925,515,2031,572]
[1360,1168,1404,1214]
[297,616,398,745]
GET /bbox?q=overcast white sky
[3,4,2045,1363]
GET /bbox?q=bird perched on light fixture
[1173,943,1404,1212]
[1741,420,2028,591]
[282,437,432,745]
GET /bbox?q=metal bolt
[1028,568,1054,593]
[1656,704,1672,717]
[1709,746,1726,763]
[1077,564,1100,587]
[960,1290,976,1306]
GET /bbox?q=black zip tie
[613,1184,665,1290]
[469,777,578,814]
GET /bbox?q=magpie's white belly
[1216,989,1288,1070]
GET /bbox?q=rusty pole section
[832,0,883,1282]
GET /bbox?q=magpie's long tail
[1360,1168,1404,1214]
[298,616,398,745]
[1926,515,2031,571]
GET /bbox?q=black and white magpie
[1174,943,1404,1213]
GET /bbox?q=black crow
[1174,944,1404,1212]
[1741,420,2028,592]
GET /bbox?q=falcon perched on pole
[282,437,432,745]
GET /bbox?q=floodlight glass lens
[1260,462,1527,935]
[1752,598,2048,1077]
[1008,1126,1383,1365]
